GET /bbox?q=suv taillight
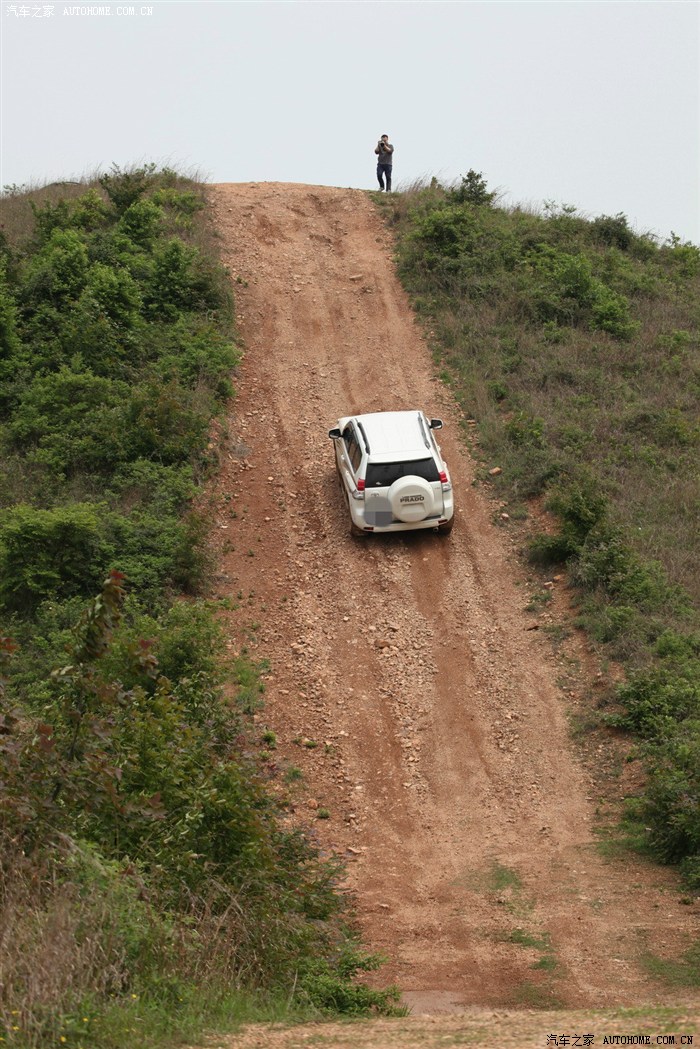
[439,471,448,483]
[357,478,365,492]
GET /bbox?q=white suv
[328,410,454,535]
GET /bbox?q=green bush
[146,238,222,318]
[22,228,90,305]
[528,245,636,338]
[505,412,545,449]
[118,198,164,247]
[108,460,195,515]
[590,284,637,339]
[0,504,104,612]
[80,260,144,327]
[614,632,700,737]
[407,205,480,263]
[147,316,239,397]
[449,169,497,207]
[98,163,156,214]
[297,943,402,1015]
[0,261,21,358]
[7,367,131,477]
[529,478,609,566]
[640,721,700,871]
[103,507,209,599]
[125,381,209,465]
[30,189,111,244]
[591,213,634,251]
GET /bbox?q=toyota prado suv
[328,410,454,535]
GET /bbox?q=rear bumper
[358,516,452,533]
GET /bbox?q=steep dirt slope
[205,183,698,1015]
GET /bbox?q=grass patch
[506,927,560,974]
[509,980,565,1009]
[509,927,548,949]
[487,862,522,893]
[641,941,700,988]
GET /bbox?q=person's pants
[377,163,392,191]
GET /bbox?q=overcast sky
[1,0,698,242]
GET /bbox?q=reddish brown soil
[204,183,698,1022]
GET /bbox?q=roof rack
[357,420,370,453]
[417,412,431,450]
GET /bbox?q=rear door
[365,458,444,523]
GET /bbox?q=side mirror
[429,418,443,430]
[328,427,342,440]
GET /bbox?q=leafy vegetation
[380,174,700,884]
[0,168,398,1048]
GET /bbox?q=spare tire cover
[388,475,434,522]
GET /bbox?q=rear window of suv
[366,458,440,488]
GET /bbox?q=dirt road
[206,183,697,1015]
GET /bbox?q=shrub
[407,205,479,263]
[80,261,143,328]
[103,507,209,599]
[572,521,634,591]
[0,261,21,359]
[0,573,394,1034]
[614,632,700,737]
[297,943,401,1015]
[118,197,164,248]
[98,163,157,215]
[590,284,637,339]
[7,367,131,477]
[30,190,111,244]
[125,381,209,465]
[529,478,609,566]
[109,459,195,515]
[22,228,90,306]
[0,837,179,1043]
[505,412,545,449]
[147,316,239,398]
[450,169,497,207]
[0,503,104,612]
[152,186,205,217]
[663,235,700,280]
[146,238,221,318]
[527,245,636,338]
[639,721,700,870]
[591,213,634,251]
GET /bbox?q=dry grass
[0,839,132,1042]
[0,835,288,1045]
[0,163,213,252]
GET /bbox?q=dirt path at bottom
[203,182,698,1017]
[194,1007,697,1049]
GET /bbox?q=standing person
[374,134,394,191]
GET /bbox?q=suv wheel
[438,518,454,535]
